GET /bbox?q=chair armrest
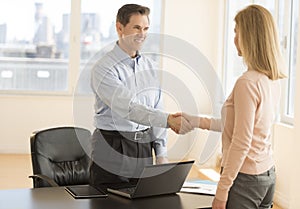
[29,174,59,187]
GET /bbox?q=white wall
[0,94,95,153]
[162,0,224,71]
[288,1,300,208]
[273,124,293,208]
[161,0,225,165]
[0,95,74,153]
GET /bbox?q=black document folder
[65,185,108,199]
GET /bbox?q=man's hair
[235,5,285,80]
[116,4,150,26]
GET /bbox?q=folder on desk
[65,185,108,199]
[180,179,217,196]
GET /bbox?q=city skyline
[0,0,156,43]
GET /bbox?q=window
[283,0,298,120]
[80,0,161,60]
[224,0,251,95]
[224,0,276,95]
[0,0,70,92]
[224,0,298,124]
[0,0,162,94]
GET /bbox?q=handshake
[167,112,201,134]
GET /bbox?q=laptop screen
[108,160,195,198]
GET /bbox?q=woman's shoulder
[234,70,277,95]
[241,69,263,78]
[238,70,268,83]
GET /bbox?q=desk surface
[0,187,213,209]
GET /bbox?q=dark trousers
[90,129,153,190]
[226,166,276,209]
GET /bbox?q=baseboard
[274,190,289,209]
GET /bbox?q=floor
[0,154,32,189]
[0,154,282,209]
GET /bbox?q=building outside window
[0,0,162,93]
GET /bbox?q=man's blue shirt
[91,43,168,156]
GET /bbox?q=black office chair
[29,126,92,188]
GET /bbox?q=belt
[261,166,275,176]
[220,166,275,176]
[98,128,150,140]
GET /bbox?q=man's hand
[156,156,169,164]
[167,113,194,134]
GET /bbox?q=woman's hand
[212,197,226,209]
[167,113,194,134]
[181,113,201,128]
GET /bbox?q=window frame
[0,0,74,96]
[279,0,298,125]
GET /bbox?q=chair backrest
[30,126,92,188]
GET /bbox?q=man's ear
[116,22,123,36]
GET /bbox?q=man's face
[117,14,149,55]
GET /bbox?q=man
[90,4,192,190]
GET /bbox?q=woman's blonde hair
[235,5,286,80]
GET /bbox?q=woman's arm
[182,113,222,132]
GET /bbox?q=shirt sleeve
[199,117,222,132]
[91,60,169,128]
[151,89,168,157]
[215,78,259,201]
[152,127,168,157]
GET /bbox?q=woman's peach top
[202,70,281,201]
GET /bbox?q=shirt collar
[113,42,141,64]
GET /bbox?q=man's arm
[152,127,169,164]
[91,62,193,133]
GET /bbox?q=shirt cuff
[215,187,229,202]
[150,111,169,128]
[210,118,222,132]
[154,143,168,157]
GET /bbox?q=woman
[184,5,285,209]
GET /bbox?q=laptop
[107,160,194,199]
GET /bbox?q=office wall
[163,0,224,71]
[273,124,293,207]
[161,0,225,164]
[288,1,300,208]
[0,95,75,153]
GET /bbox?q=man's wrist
[156,156,169,164]
[166,114,171,128]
